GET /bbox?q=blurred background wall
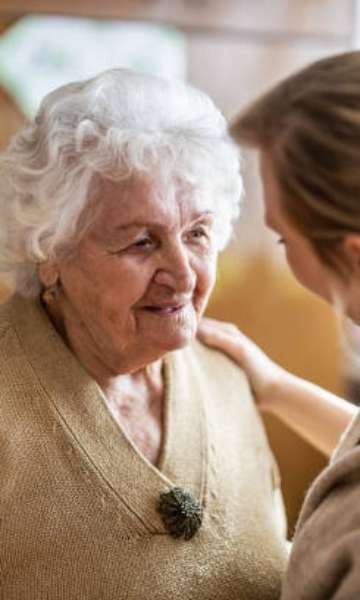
[0,0,358,534]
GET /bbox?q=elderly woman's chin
[108,321,197,374]
[138,303,199,355]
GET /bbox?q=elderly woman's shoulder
[0,295,32,373]
[179,340,273,457]
[0,298,24,416]
[0,296,15,339]
[189,338,251,389]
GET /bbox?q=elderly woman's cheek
[196,252,218,314]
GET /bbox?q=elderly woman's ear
[38,261,60,305]
[38,261,60,288]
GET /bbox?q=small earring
[42,283,58,305]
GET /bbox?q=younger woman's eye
[277,237,286,245]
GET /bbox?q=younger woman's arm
[199,318,356,457]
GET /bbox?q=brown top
[0,295,288,600]
[282,408,360,599]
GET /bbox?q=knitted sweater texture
[0,296,288,599]
[282,407,360,599]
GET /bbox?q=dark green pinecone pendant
[157,486,203,540]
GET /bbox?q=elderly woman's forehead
[95,176,214,220]
[99,174,194,198]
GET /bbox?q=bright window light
[0,16,187,116]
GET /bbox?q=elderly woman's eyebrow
[111,222,150,232]
[194,210,215,219]
[111,212,215,233]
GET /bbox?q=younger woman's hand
[198,317,287,411]
[199,317,356,456]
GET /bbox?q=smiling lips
[144,304,185,315]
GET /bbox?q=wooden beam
[0,0,353,37]
[0,16,20,34]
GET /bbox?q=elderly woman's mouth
[143,304,185,316]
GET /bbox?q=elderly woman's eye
[189,227,209,241]
[132,237,154,249]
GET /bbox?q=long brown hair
[231,51,360,276]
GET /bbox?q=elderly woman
[0,69,287,599]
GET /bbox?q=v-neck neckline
[11,295,208,534]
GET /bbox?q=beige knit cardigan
[0,295,288,599]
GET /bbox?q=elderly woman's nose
[153,245,195,292]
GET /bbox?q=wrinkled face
[260,151,332,302]
[49,176,218,372]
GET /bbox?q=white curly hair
[0,68,243,297]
